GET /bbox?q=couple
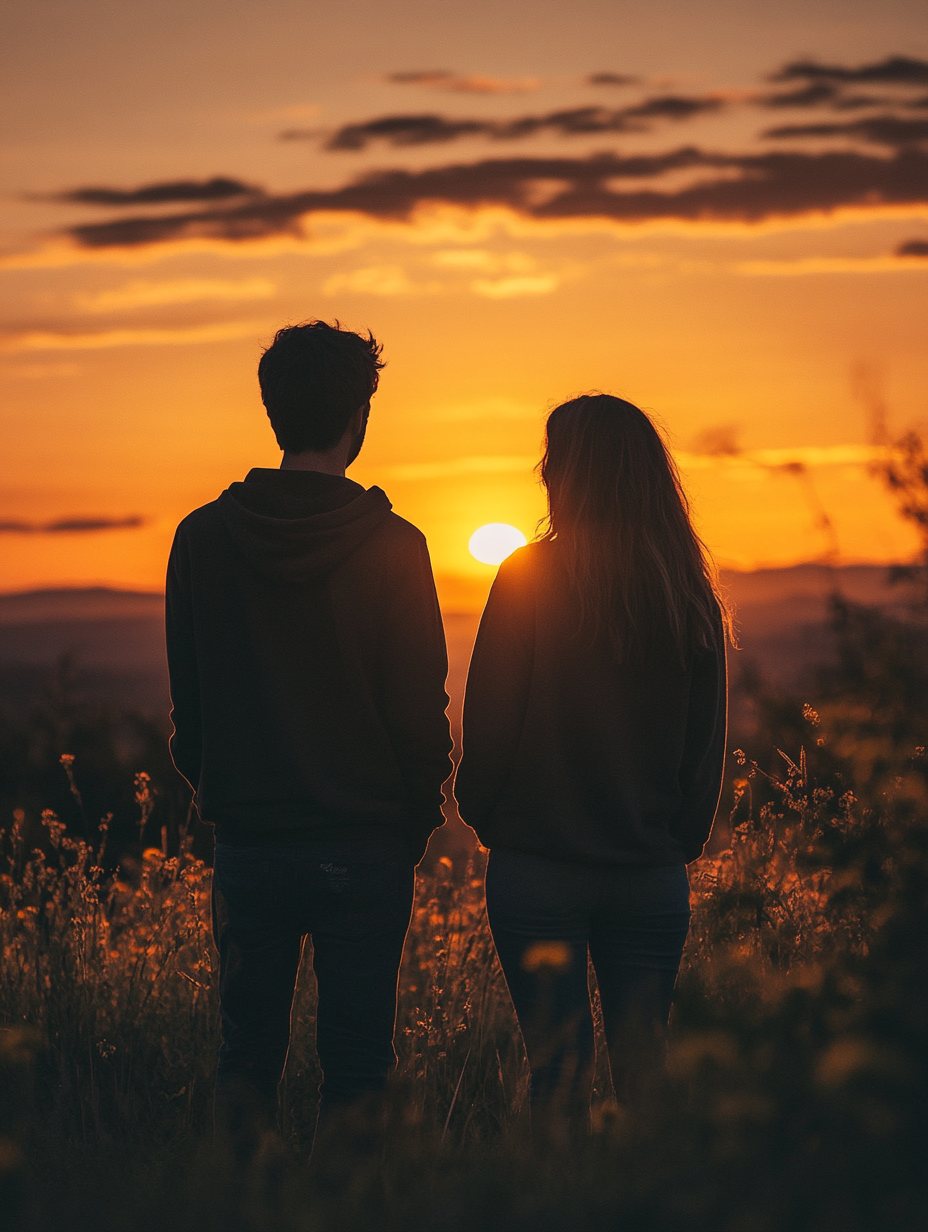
[165,319,728,1145]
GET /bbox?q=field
[1,694,926,1229]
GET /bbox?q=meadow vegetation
[0,435,926,1231]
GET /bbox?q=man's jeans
[211,836,416,1124]
[485,849,691,1111]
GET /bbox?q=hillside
[0,564,905,731]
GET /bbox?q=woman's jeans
[211,837,416,1131]
[485,849,690,1112]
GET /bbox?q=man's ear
[347,403,369,435]
[345,402,371,468]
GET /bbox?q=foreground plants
[0,739,926,1232]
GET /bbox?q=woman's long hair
[538,394,733,663]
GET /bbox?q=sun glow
[468,523,528,566]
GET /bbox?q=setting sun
[468,523,528,566]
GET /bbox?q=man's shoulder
[381,508,426,541]
[173,498,223,540]
[374,508,428,551]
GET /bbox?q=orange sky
[1,0,926,605]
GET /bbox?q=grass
[0,718,925,1231]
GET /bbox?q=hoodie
[455,541,727,867]
[165,468,453,857]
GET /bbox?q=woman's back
[455,538,726,867]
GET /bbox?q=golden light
[468,523,528,566]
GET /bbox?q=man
[165,320,452,1147]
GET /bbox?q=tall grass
[1,723,925,1231]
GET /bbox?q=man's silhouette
[165,320,452,1149]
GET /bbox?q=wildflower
[41,809,66,848]
[134,772,155,838]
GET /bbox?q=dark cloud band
[300,96,724,151]
[60,147,928,250]
[0,517,145,534]
[41,57,928,251]
[764,116,928,147]
[771,56,928,86]
[51,178,261,207]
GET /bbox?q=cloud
[51,146,928,250]
[735,254,928,276]
[764,115,928,148]
[897,237,928,256]
[323,250,561,298]
[322,264,442,296]
[49,177,262,207]
[77,277,276,311]
[471,273,559,297]
[759,82,846,110]
[431,248,498,269]
[315,115,488,149]
[0,516,145,534]
[384,71,543,94]
[587,73,638,87]
[307,96,724,151]
[0,320,267,352]
[374,444,889,484]
[757,57,928,118]
[675,444,887,471]
[770,56,928,87]
[27,58,928,255]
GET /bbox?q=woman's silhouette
[456,394,730,1122]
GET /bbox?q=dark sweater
[455,541,727,866]
[165,469,453,857]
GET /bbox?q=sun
[468,523,528,566]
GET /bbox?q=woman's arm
[455,548,535,829]
[671,619,728,862]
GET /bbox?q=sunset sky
[2,0,927,607]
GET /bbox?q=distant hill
[0,587,167,717]
[0,565,907,726]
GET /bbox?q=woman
[456,394,729,1118]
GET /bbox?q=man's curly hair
[258,319,385,453]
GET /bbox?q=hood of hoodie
[218,468,392,582]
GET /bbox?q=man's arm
[670,618,728,863]
[376,532,453,846]
[164,525,202,794]
[455,550,535,829]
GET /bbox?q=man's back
[170,318,451,1150]
[166,467,452,858]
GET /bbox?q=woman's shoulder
[496,540,557,587]
[501,538,559,568]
